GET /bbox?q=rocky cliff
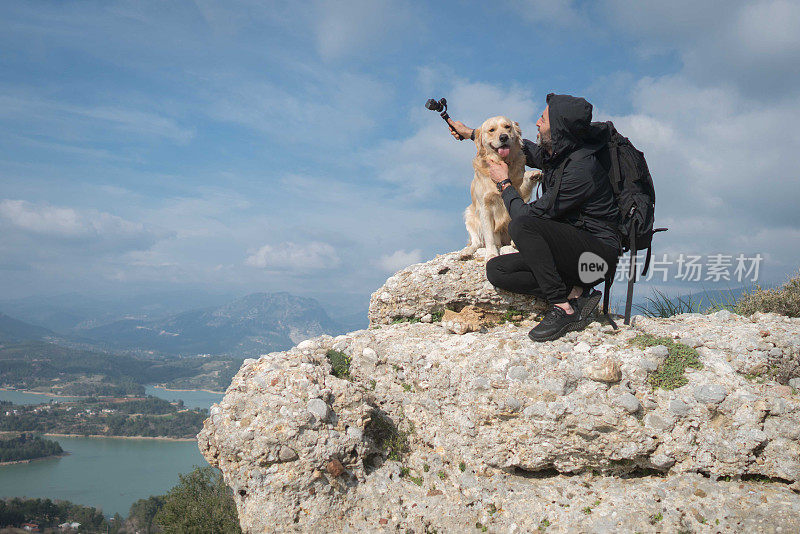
[198,250,800,533]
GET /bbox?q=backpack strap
[641,246,652,277]
[608,140,622,197]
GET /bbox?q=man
[448,93,621,342]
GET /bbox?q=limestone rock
[441,305,501,335]
[584,357,623,383]
[368,249,546,326]
[199,254,800,533]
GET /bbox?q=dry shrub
[735,271,800,318]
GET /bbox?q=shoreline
[44,433,196,442]
[149,385,225,395]
[1,385,226,398]
[0,388,83,399]
[0,452,69,466]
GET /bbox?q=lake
[0,386,226,516]
[0,386,224,409]
[143,385,224,409]
[0,436,207,516]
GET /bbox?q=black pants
[486,216,619,304]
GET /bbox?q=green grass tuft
[325,349,351,379]
[391,316,421,324]
[499,307,528,324]
[631,334,703,390]
[364,412,412,462]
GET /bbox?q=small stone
[584,357,622,383]
[680,336,702,348]
[613,393,640,413]
[361,347,378,363]
[639,359,660,371]
[788,378,800,389]
[420,313,433,323]
[711,309,733,322]
[694,489,707,498]
[574,341,591,353]
[504,397,522,412]
[669,398,692,416]
[326,458,346,477]
[427,489,443,496]
[507,366,529,381]
[644,345,670,360]
[279,446,298,462]
[472,377,491,390]
[307,398,330,420]
[644,413,675,430]
[650,453,675,469]
[296,339,316,351]
[542,378,567,396]
[693,384,728,404]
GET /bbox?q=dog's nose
[499,133,509,142]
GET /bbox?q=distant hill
[0,312,56,343]
[0,290,236,333]
[79,292,342,358]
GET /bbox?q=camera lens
[425,99,441,111]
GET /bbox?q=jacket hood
[545,93,593,161]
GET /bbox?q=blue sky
[1,0,799,316]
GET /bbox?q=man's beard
[537,129,552,153]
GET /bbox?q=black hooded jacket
[501,93,622,253]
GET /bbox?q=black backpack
[593,121,667,327]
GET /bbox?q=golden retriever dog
[461,116,541,259]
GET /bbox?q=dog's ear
[473,127,485,156]
[513,121,523,146]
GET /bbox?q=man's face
[536,105,552,151]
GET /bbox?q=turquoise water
[0,389,83,405]
[0,387,224,516]
[0,386,223,410]
[0,436,208,516]
[143,385,224,410]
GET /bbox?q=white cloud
[0,199,149,239]
[245,241,341,271]
[603,0,800,96]
[377,249,423,272]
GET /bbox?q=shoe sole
[527,292,603,343]
[575,291,602,330]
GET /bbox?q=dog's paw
[459,246,478,260]
[484,247,500,260]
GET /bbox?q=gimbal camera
[425,97,465,140]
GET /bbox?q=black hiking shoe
[528,305,582,342]
[568,289,602,330]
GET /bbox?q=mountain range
[1,291,365,359]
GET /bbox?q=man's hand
[446,119,474,141]
[486,160,509,184]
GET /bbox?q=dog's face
[475,115,522,160]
